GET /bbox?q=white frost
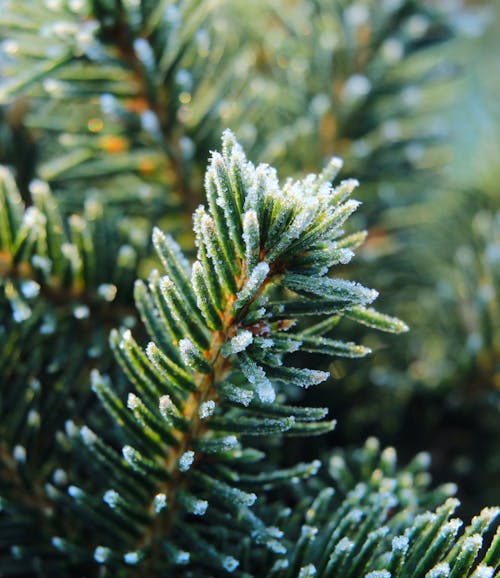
[230,330,253,354]
[178,451,195,472]
[199,400,216,419]
[94,546,111,564]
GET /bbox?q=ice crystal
[27,410,40,428]
[391,535,409,552]
[472,566,495,578]
[239,356,275,403]
[230,330,253,354]
[94,546,111,564]
[20,280,40,299]
[235,262,270,307]
[298,564,317,578]
[102,489,119,508]
[426,563,450,577]
[124,551,141,565]
[222,556,239,573]
[174,550,190,564]
[73,304,90,320]
[190,498,208,516]
[97,283,117,302]
[80,426,97,446]
[64,420,78,438]
[159,395,175,418]
[13,445,26,463]
[344,74,371,100]
[178,451,195,472]
[154,493,167,513]
[52,469,68,486]
[68,485,84,499]
[199,400,216,419]
[11,301,32,323]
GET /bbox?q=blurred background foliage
[318,0,500,515]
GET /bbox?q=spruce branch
[92,0,200,208]
[257,0,455,202]
[63,130,407,575]
[0,165,140,319]
[256,441,500,578]
[0,165,145,573]
[0,0,245,217]
[0,3,497,578]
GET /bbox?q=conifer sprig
[0,166,139,313]
[257,441,500,578]
[0,0,243,215]
[60,130,407,575]
[256,0,455,211]
[0,165,143,575]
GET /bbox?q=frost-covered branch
[61,130,407,575]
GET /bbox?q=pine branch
[256,0,455,205]
[53,130,408,576]
[0,3,497,578]
[0,165,140,316]
[0,0,248,218]
[255,440,500,578]
[0,164,147,574]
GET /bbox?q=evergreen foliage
[52,131,409,574]
[248,0,454,211]
[0,0,256,225]
[1,130,498,577]
[0,1,499,577]
[322,8,500,511]
[255,440,500,578]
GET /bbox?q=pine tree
[0,1,499,577]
